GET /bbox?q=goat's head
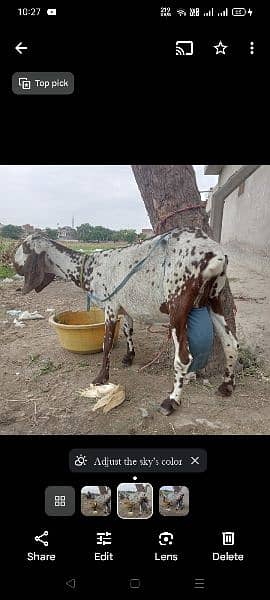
[13,234,55,294]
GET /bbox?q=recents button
[12,72,74,95]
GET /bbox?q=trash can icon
[222,531,235,545]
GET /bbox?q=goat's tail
[202,253,227,281]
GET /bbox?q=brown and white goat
[13,230,239,415]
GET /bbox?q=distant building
[57,226,77,240]
[141,228,154,239]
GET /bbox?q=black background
[1,3,269,596]
[3,436,267,593]
[1,3,268,162]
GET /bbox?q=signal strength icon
[218,8,228,16]
[177,8,187,16]
[204,8,214,16]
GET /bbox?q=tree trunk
[131,164,236,376]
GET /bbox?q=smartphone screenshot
[1,4,269,595]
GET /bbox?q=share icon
[34,530,49,547]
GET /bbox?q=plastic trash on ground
[78,383,125,413]
[18,310,45,320]
[7,310,22,317]
[13,318,25,328]
[7,309,44,320]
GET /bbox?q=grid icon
[45,486,75,516]
[54,495,66,507]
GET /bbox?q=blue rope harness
[87,231,169,310]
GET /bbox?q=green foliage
[45,228,58,240]
[118,229,137,243]
[0,237,18,278]
[38,359,62,375]
[76,223,94,241]
[1,224,23,239]
[0,265,15,278]
[238,346,263,376]
[76,223,138,243]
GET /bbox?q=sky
[81,486,106,494]
[0,165,218,232]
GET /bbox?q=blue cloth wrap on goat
[187,307,214,372]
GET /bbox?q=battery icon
[232,8,247,16]
[47,8,57,15]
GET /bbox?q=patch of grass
[238,346,263,376]
[63,241,125,253]
[39,359,62,375]
[29,354,40,363]
[0,237,18,278]
[0,265,15,279]
[78,361,89,368]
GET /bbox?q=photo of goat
[81,485,111,516]
[117,483,153,519]
[1,164,269,436]
[159,486,189,516]
[12,227,238,417]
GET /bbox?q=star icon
[213,40,228,55]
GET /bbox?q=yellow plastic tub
[49,308,121,354]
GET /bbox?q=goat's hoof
[217,382,234,397]
[159,398,180,416]
[122,355,134,367]
[92,375,109,385]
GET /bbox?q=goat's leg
[159,284,202,416]
[159,292,197,416]
[92,318,117,385]
[160,322,193,415]
[122,314,135,366]
[209,296,239,396]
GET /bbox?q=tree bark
[131,164,236,376]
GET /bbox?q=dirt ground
[117,499,152,519]
[0,252,269,435]
[159,505,189,517]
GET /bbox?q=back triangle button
[66,578,76,589]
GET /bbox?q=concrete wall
[218,165,242,186]
[221,165,270,249]
[220,165,270,273]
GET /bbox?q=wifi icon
[177,9,187,16]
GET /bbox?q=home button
[129,578,141,589]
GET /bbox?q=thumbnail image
[117,483,153,519]
[159,486,189,516]
[81,485,111,516]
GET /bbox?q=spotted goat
[13,230,239,415]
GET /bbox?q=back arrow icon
[66,579,76,589]
[15,42,28,54]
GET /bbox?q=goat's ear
[22,251,54,294]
